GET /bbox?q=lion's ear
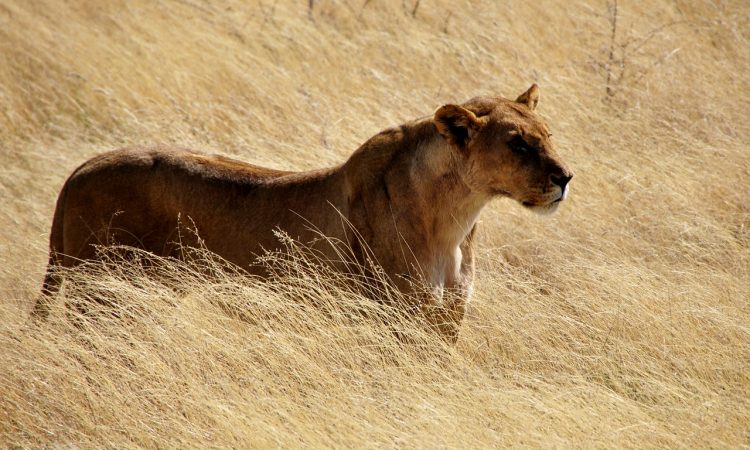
[434,104,483,149]
[516,84,540,110]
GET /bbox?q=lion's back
[70,146,291,184]
[54,147,289,262]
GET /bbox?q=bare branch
[605,0,619,98]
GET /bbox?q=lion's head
[434,85,573,214]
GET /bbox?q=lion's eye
[508,135,534,154]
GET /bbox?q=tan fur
[36,85,572,342]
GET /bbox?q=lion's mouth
[525,187,567,207]
[524,201,561,216]
[522,195,563,209]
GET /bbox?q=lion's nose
[551,173,573,190]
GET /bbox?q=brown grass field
[1,0,749,447]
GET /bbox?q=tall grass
[1,0,748,447]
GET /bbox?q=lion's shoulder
[342,118,435,185]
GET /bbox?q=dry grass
[1,0,749,447]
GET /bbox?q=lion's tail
[33,180,69,319]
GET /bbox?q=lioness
[36,85,572,341]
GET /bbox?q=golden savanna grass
[1,0,749,447]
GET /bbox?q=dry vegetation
[1,0,749,447]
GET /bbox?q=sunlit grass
[1,0,748,447]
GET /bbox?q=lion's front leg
[421,289,467,344]
[425,224,476,343]
[393,275,466,343]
